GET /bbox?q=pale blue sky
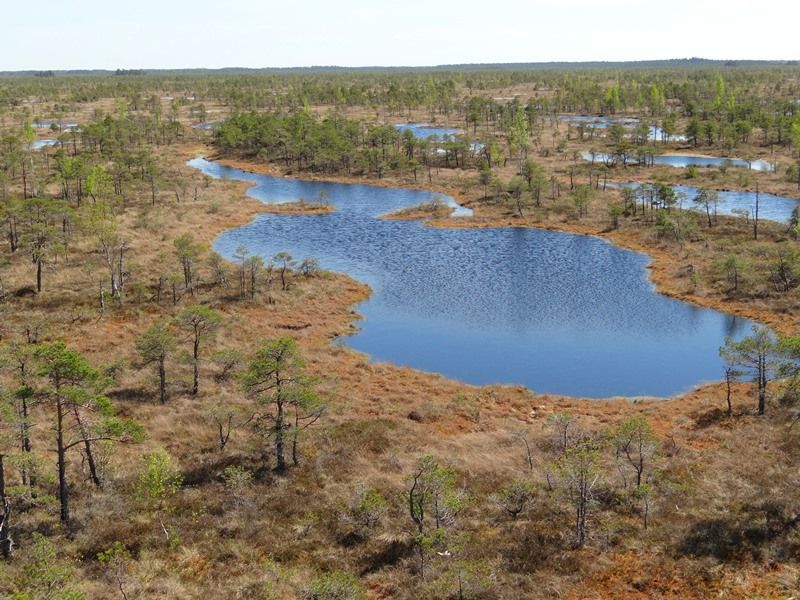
[2,0,797,70]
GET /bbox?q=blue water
[583,151,776,172]
[395,123,462,140]
[650,127,687,142]
[394,123,484,154]
[559,116,685,142]
[189,157,754,398]
[32,120,78,130]
[29,139,58,150]
[657,155,776,171]
[611,182,799,223]
[397,122,484,153]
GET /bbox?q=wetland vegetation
[1,61,800,598]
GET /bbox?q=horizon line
[2,57,800,75]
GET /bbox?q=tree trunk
[117,245,126,298]
[292,407,301,466]
[56,396,70,524]
[83,438,101,488]
[8,219,17,253]
[19,396,32,487]
[642,495,649,530]
[191,334,200,395]
[74,407,101,487]
[36,257,42,293]
[726,373,733,417]
[0,455,12,559]
[21,160,28,200]
[275,400,286,472]
[576,473,588,547]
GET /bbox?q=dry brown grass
[2,95,800,600]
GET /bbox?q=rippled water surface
[190,157,753,398]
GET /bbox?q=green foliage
[211,348,244,381]
[340,486,388,538]
[654,209,696,242]
[770,244,800,292]
[720,325,782,414]
[547,411,576,452]
[298,257,321,277]
[426,560,495,600]
[718,254,749,293]
[405,456,466,576]
[509,108,530,159]
[241,338,324,470]
[95,411,146,442]
[495,478,536,519]
[221,465,253,487]
[507,175,528,216]
[407,456,464,536]
[176,304,222,394]
[14,533,85,600]
[569,185,593,219]
[96,541,132,585]
[301,571,364,600]
[173,233,203,264]
[135,449,183,511]
[692,189,720,227]
[241,338,305,397]
[610,416,657,489]
[553,437,604,547]
[786,164,799,185]
[221,466,254,508]
[33,342,141,443]
[33,341,98,388]
[791,114,800,151]
[136,321,177,402]
[136,321,177,363]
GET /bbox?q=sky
[2,0,798,70]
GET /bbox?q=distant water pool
[610,182,799,223]
[394,123,462,140]
[583,151,776,172]
[559,115,686,141]
[32,120,78,130]
[29,139,58,150]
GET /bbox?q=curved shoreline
[198,149,796,339]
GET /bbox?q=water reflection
[189,157,756,398]
[610,182,799,223]
[583,151,776,172]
